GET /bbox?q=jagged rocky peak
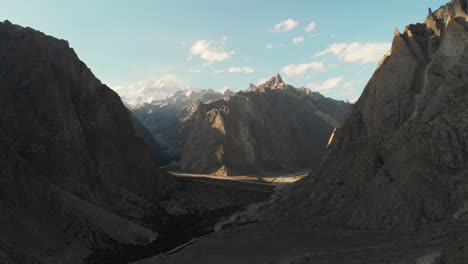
[259,73,289,90]
[389,0,468,63]
[181,76,351,176]
[424,0,468,36]
[279,0,468,231]
[130,86,235,166]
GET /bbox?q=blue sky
[1,0,449,102]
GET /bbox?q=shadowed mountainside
[0,20,278,264]
[136,1,468,263]
[280,0,468,232]
[0,20,181,263]
[131,89,234,166]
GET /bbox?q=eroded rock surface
[181,75,350,176]
[0,20,176,263]
[136,2,468,263]
[280,0,468,232]
[131,89,234,165]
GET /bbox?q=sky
[0,0,449,102]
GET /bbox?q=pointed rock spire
[273,73,284,84]
[260,73,288,90]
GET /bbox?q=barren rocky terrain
[130,1,468,263]
[181,74,349,176]
[0,20,275,264]
[2,0,468,263]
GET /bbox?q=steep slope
[131,89,234,165]
[281,0,468,231]
[129,111,170,164]
[0,20,174,263]
[135,2,468,264]
[181,75,350,175]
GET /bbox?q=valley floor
[129,172,468,264]
[171,170,309,184]
[134,221,468,264]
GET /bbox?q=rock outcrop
[0,20,174,263]
[281,0,468,231]
[131,89,234,165]
[181,75,350,175]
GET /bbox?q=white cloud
[228,66,255,74]
[305,22,316,32]
[315,42,391,64]
[189,68,201,73]
[266,43,273,49]
[343,80,362,89]
[281,61,325,76]
[292,36,304,44]
[213,69,226,74]
[307,78,364,97]
[190,39,235,65]
[340,80,364,96]
[272,19,299,32]
[112,75,191,107]
[308,76,345,92]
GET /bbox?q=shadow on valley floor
[84,172,286,264]
[84,204,240,264]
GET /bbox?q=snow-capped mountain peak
[113,75,192,108]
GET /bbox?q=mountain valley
[1,0,468,263]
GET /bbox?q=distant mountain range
[2,0,468,263]
[117,75,194,108]
[139,1,468,263]
[181,74,350,175]
[131,88,234,165]
[128,73,350,174]
[0,20,269,264]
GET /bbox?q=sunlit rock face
[0,20,173,263]
[281,0,468,230]
[181,75,350,176]
[131,89,234,165]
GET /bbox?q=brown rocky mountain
[131,89,234,166]
[6,0,468,263]
[136,1,468,263]
[0,21,274,264]
[0,20,177,263]
[180,74,350,176]
[280,0,468,231]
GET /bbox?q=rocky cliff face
[281,0,468,231]
[181,75,350,175]
[0,21,175,263]
[131,89,234,165]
